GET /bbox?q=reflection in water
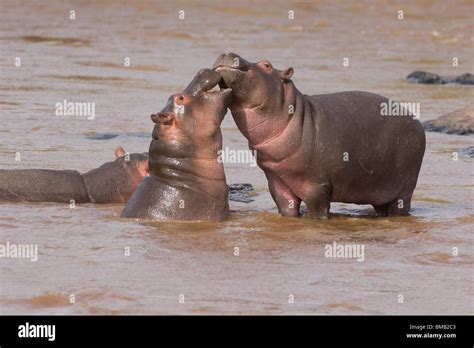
[0,0,473,315]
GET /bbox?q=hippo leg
[387,193,413,216]
[373,204,389,217]
[267,174,301,217]
[304,183,332,219]
[386,178,417,216]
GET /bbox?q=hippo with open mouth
[121,69,232,221]
[213,53,426,218]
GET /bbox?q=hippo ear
[139,160,149,176]
[114,146,126,158]
[151,112,175,125]
[278,67,294,80]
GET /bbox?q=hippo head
[114,146,149,177]
[80,146,149,204]
[213,52,294,110]
[150,69,232,159]
[113,146,149,192]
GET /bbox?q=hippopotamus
[121,69,232,221]
[0,146,149,203]
[213,53,426,218]
[406,71,474,85]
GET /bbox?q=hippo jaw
[212,52,251,91]
[204,87,232,123]
[214,66,245,89]
[213,53,300,145]
[183,68,227,97]
[213,52,293,112]
[213,52,251,72]
[152,76,232,130]
[150,69,232,161]
[214,65,255,109]
[181,68,232,123]
[189,73,232,125]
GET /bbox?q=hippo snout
[183,68,222,95]
[213,52,249,71]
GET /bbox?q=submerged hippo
[0,147,149,203]
[406,71,474,85]
[121,69,232,221]
[213,53,426,218]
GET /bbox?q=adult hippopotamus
[121,69,232,221]
[0,146,148,203]
[213,53,426,218]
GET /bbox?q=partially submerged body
[121,69,232,221]
[0,147,149,204]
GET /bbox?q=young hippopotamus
[121,69,232,221]
[213,53,426,218]
[0,146,149,204]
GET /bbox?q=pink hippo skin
[121,69,232,221]
[214,53,426,218]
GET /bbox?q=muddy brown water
[0,0,473,314]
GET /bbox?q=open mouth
[218,79,229,89]
[214,65,248,72]
[183,68,227,96]
[214,66,246,90]
[207,86,232,99]
[203,79,232,100]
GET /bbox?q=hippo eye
[178,96,184,101]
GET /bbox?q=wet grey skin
[121,69,232,221]
[0,147,149,204]
[213,53,426,219]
